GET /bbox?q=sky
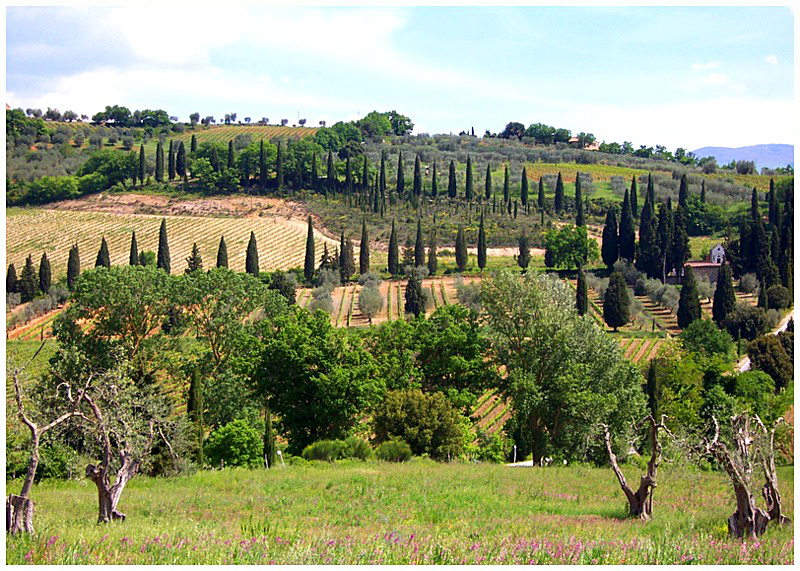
[5,5,795,151]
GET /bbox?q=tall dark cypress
[361,154,369,192]
[38,253,51,293]
[19,256,38,302]
[67,244,80,290]
[630,175,638,217]
[379,151,387,197]
[484,163,492,200]
[576,266,588,316]
[345,155,353,196]
[190,133,197,153]
[503,165,510,203]
[404,271,425,318]
[574,172,584,227]
[455,224,467,271]
[388,220,399,275]
[431,159,438,197]
[396,152,404,196]
[477,213,487,271]
[712,260,736,325]
[413,155,422,197]
[326,150,334,194]
[176,141,186,178]
[216,235,228,268]
[655,202,672,283]
[138,144,146,185]
[259,140,267,191]
[678,174,688,208]
[619,189,636,261]
[555,172,564,213]
[311,152,319,191]
[427,229,438,276]
[210,146,219,173]
[603,271,630,331]
[671,206,690,276]
[155,141,164,182]
[700,179,706,203]
[601,206,619,268]
[520,167,528,207]
[538,177,545,209]
[676,266,701,329]
[359,219,370,275]
[750,187,760,221]
[304,217,315,283]
[646,173,655,206]
[224,140,233,170]
[95,236,111,268]
[465,155,473,200]
[448,160,457,199]
[277,141,285,190]
[246,231,259,276]
[7,263,17,294]
[157,218,170,273]
[129,231,138,265]
[637,197,657,278]
[185,243,203,273]
[168,140,176,181]
[768,178,777,226]
[414,219,425,267]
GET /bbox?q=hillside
[692,144,793,169]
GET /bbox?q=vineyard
[6,209,338,279]
[172,124,319,146]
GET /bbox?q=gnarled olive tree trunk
[755,417,791,526]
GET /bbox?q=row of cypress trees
[6,253,51,302]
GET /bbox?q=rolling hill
[692,144,793,169]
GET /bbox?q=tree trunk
[727,481,770,539]
[86,455,140,523]
[6,494,35,534]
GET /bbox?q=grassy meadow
[5,461,793,564]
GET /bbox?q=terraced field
[172,124,318,146]
[6,209,338,279]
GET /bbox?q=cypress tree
[601,206,619,268]
[700,179,706,203]
[372,173,380,213]
[404,271,425,318]
[427,229,438,276]
[431,159,438,197]
[210,146,219,173]
[555,172,565,213]
[448,160,457,199]
[517,232,531,273]
[603,271,630,331]
[413,155,422,197]
[520,167,528,207]
[326,149,334,194]
[343,237,356,280]
[768,178,777,226]
[139,250,146,266]
[712,260,736,325]
[484,163,492,200]
[576,266,588,316]
[176,141,186,178]
[671,206,690,276]
[655,202,672,283]
[190,133,197,153]
[185,242,203,273]
[138,144,146,186]
[455,224,467,271]
[311,151,319,191]
[465,155,473,200]
[360,154,368,192]
[636,198,657,278]
[413,219,425,268]
[224,139,232,170]
[359,220,370,275]
[514,199,518,219]
[303,216,316,283]
[67,244,80,290]
[129,231,138,265]
[277,142,285,190]
[396,152,404,196]
[503,165,510,203]
[246,231,259,276]
[477,213,487,271]
[678,174,688,208]
[750,187,760,221]
[388,221,399,275]
[738,218,752,274]
[538,177,545,209]
[259,140,267,191]
[157,218,171,273]
[646,173,655,206]
[216,235,228,268]
[507,198,512,216]
[574,172,584,226]
[630,175,639,217]
[7,263,17,294]
[95,237,111,268]
[19,255,38,302]
[345,155,353,196]
[779,194,793,288]
[751,217,771,285]
[757,279,768,308]
[676,265,701,329]
[379,151,387,197]
[168,140,176,181]
[38,253,51,293]
[155,141,164,182]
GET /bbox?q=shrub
[738,273,758,294]
[722,303,768,341]
[204,419,262,468]
[748,334,793,390]
[375,439,412,462]
[342,437,374,460]
[302,440,346,462]
[767,285,791,309]
[287,455,308,466]
[613,259,641,285]
[475,429,512,463]
[679,319,734,357]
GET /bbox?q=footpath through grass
[6,461,793,564]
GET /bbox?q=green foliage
[455,224,468,271]
[576,266,588,316]
[66,244,80,290]
[679,319,734,358]
[544,225,599,269]
[375,439,413,462]
[204,419,262,468]
[7,263,18,294]
[95,236,111,268]
[427,229,438,276]
[359,220,370,275]
[619,189,636,261]
[388,220,399,275]
[732,371,789,423]
[477,214,487,270]
[712,262,736,325]
[157,218,170,273]
[38,253,51,293]
[747,334,793,391]
[601,206,619,268]
[245,231,259,276]
[404,269,426,318]
[185,243,203,274]
[474,429,512,463]
[216,235,228,268]
[676,266,701,329]
[603,271,630,331]
[266,270,297,305]
[767,285,791,309]
[721,303,768,341]
[301,437,374,462]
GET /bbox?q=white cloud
[764,54,778,65]
[703,73,730,87]
[690,61,719,71]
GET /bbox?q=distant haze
[691,144,793,170]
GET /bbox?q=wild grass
[5,461,793,564]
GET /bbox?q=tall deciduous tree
[388,221,399,276]
[216,235,228,268]
[601,206,620,268]
[455,224,468,271]
[555,172,565,213]
[67,244,80,290]
[448,160,457,199]
[246,231,259,276]
[156,218,170,273]
[576,265,588,315]
[359,220,370,275]
[477,213,487,271]
[38,253,51,293]
[603,271,630,331]
[95,237,111,269]
[676,266,701,329]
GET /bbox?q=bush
[738,273,758,294]
[475,429,512,463]
[287,455,308,466]
[767,285,791,310]
[722,303,768,341]
[375,439,412,462]
[342,437,374,460]
[679,319,734,357]
[204,419,262,468]
[613,259,641,285]
[302,440,346,462]
[747,334,793,390]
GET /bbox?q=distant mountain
[691,144,793,170]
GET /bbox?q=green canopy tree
[216,235,228,268]
[156,218,170,273]
[95,237,111,269]
[304,216,315,283]
[246,231,259,276]
[38,253,51,293]
[601,206,620,268]
[603,271,630,331]
[676,266,701,329]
